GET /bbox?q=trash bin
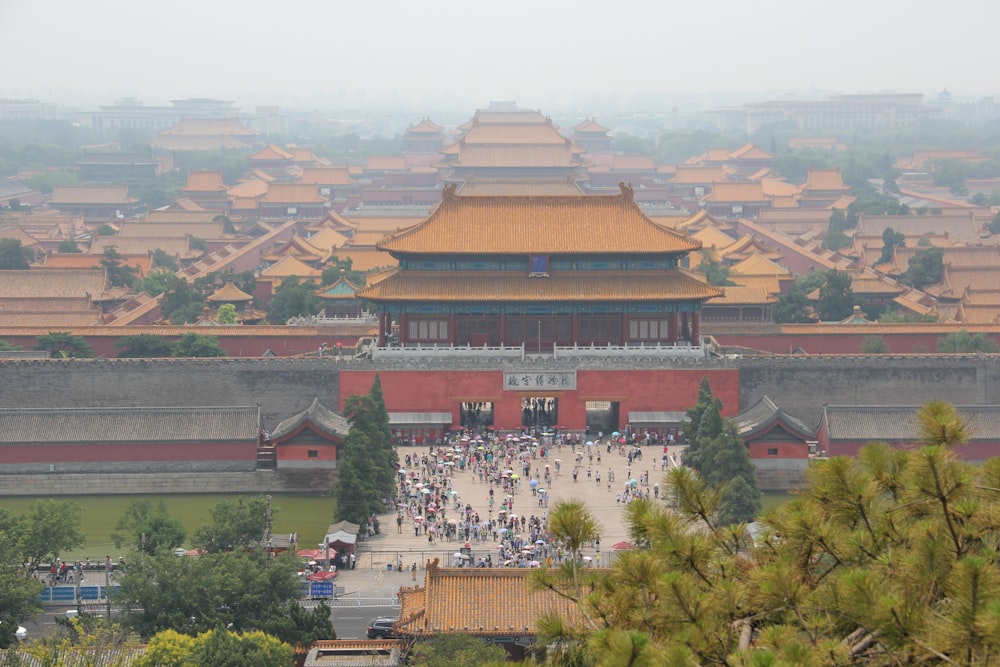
[387,564,392,571]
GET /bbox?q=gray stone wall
[1,460,257,475]
[0,469,337,495]
[739,355,999,429]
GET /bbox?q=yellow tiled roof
[396,563,593,638]
[207,282,253,302]
[184,170,225,192]
[1,269,107,298]
[728,274,783,294]
[669,166,727,184]
[260,255,322,278]
[461,124,568,145]
[573,118,609,133]
[759,178,801,198]
[452,144,576,168]
[227,179,269,199]
[701,182,771,203]
[146,210,219,224]
[377,186,700,256]
[366,155,408,171]
[306,227,349,251]
[357,269,721,303]
[706,284,778,305]
[347,230,390,247]
[249,144,294,161]
[329,248,397,273]
[458,179,583,196]
[50,185,134,205]
[90,236,195,257]
[691,226,737,250]
[298,167,353,186]
[803,168,849,192]
[409,118,444,133]
[120,222,224,238]
[729,143,773,160]
[43,253,152,276]
[262,184,326,204]
[728,253,792,277]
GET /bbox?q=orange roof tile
[460,124,569,145]
[396,562,595,638]
[227,179,269,199]
[0,226,40,247]
[43,253,151,276]
[183,170,226,192]
[366,155,408,171]
[729,143,773,160]
[803,169,849,192]
[120,221,224,238]
[249,144,294,161]
[469,109,550,125]
[729,253,792,277]
[691,226,738,250]
[458,178,583,196]
[706,284,778,305]
[288,147,316,163]
[146,210,219,223]
[409,118,444,133]
[358,268,720,303]
[701,182,771,203]
[306,227,349,251]
[759,178,801,198]
[573,118,609,133]
[329,248,397,273]
[260,255,322,278]
[377,185,699,256]
[612,155,654,170]
[90,236,194,257]
[770,196,800,208]
[50,185,134,205]
[452,144,577,168]
[298,167,353,186]
[262,184,326,204]
[2,269,107,298]
[207,282,253,302]
[347,230,390,247]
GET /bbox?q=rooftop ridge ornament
[619,182,634,200]
[441,182,459,200]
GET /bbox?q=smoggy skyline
[2,0,998,112]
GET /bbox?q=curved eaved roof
[270,398,349,441]
[376,184,700,256]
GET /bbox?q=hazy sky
[2,0,998,111]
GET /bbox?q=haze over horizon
[2,0,998,113]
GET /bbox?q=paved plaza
[350,438,685,573]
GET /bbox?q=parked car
[366,617,397,639]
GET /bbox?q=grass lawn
[0,494,336,562]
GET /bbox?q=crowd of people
[390,427,669,568]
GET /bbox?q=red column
[498,313,506,346]
[621,314,629,345]
[669,312,678,344]
[571,312,579,345]
[680,312,689,343]
[399,312,408,345]
[379,312,387,346]
[692,312,700,345]
[449,312,457,345]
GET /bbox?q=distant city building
[707,93,941,134]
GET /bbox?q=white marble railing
[369,341,708,359]
[371,343,527,360]
[287,314,378,326]
[554,342,707,358]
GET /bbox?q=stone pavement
[350,441,686,578]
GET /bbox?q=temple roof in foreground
[376,184,700,256]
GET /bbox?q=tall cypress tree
[368,374,398,498]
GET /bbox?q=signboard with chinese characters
[503,371,576,391]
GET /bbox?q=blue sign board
[310,582,334,598]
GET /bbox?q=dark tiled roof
[0,406,259,444]
[359,269,721,303]
[735,395,814,440]
[270,398,349,441]
[822,405,1000,441]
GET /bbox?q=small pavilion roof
[260,255,322,279]
[735,395,813,441]
[183,170,226,192]
[207,281,254,303]
[573,118,609,133]
[318,275,362,300]
[249,144,294,161]
[270,398,349,441]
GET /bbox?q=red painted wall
[277,443,338,463]
[0,441,256,464]
[748,441,809,459]
[339,368,739,432]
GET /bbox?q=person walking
[410,563,417,581]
